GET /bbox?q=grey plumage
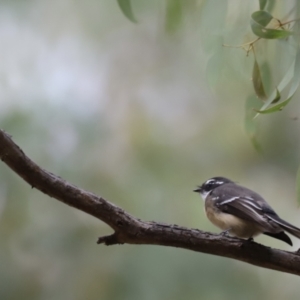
[194,177,300,246]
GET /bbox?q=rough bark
[1,129,300,275]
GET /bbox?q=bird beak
[193,186,202,193]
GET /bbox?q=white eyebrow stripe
[205,179,224,185]
[206,179,214,184]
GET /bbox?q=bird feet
[220,229,231,236]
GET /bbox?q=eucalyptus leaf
[251,136,263,153]
[254,97,291,113]
[251,11,293,39]
[259,0,268,10]
[255,47,300,115]
[271,88,281,104]
[252,59,267,100]
[265,0,276,12]
[117,0,137,23]
[254,60,294,118]
[165,0,183,33]
[287,47,300,97]
[260,61,272,95]
[245,95,263,153]
[252,10,273,27]
[251,22,293,39]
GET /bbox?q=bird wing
[215,195,295,245]
[215,196,273,228]
[266,214,300,239]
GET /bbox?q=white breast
[205,207,262,238]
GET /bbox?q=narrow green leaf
[254,97,291,114]
[260,61,272,95]
[271,88,281,103]
[252,59,267,100]
[165,0,183,33]
[254,60,294,118]
[265,0,275,13]
[259,0,268,10]
[252,10,273,27]
[251,22,293,39]
[117,0,137,23]
[287,47,300,97]
[296,167,300,205]
[245,95,263,153]
[250,136,263,153]
[251,11,293,39]
[255,47,300,115]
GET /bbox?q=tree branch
[1,129,300,276]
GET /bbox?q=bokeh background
[1,0,300,299]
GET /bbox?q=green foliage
[252,58,267,100]
[255,46,300,115]
[115,0,300,206]
[3,0,300,298]
[251,11,292,39]
[165,0,183,33]
[117,0,137,23]
[259,0,267,10]
[245,95,263,153]
[271,88,281,104]
[248,8,300,117]
[116,0,300,117]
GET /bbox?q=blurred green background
[1,0,300,299]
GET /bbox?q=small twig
[281,18,300,26]
[223,37,260,56]
[223,15,300,56]
[97,233,122,245]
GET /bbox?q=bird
[193,176,300,246]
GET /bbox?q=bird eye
[205,183,213,189]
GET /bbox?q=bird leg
[220,229,231,236]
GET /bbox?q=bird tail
[268,215,300,239]
[263,231,292,246]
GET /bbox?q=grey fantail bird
[194,177,300,246]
